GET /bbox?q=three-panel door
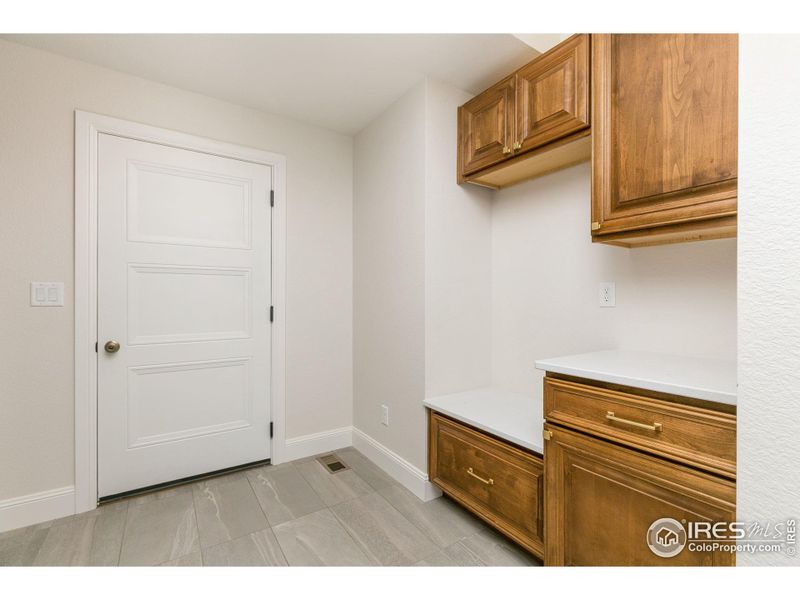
[97,134,272,497]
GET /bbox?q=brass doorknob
[104,340,121,353]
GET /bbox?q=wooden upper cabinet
[457,35,591,189]
[592,34,739,246]
[458,33,738,246]
[515,34,590,154]
[458,75,515,177]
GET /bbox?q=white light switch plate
[599,282,616,307]
[30,282,64,306]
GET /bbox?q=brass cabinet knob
[502,146,512,155]
[104,340,121,353]
[513,141,522,151]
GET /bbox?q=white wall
[0,39,354,503]
[353,38,799,566]
[424,80,493,398]
[353,79,490,473]
[353,83,427,469]
[491,164,737,406]
[738,34,800,566]
[354,76,738,482]
[5,34,779,545]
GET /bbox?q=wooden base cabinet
[543,375,737,566]
[544,425,736,566]
[428,411,544,559]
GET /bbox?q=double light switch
[30,282,64,306]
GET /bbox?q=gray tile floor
[0,447,541,567]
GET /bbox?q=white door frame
[74,111,287,514]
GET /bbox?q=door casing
[74,111,287,514]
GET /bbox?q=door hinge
[270,306,274,322]
[270,189,274,207]
[95,341,98,353]
[269,421,274,439]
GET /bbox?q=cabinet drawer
[544,377,736,478]
[428,411,543,557]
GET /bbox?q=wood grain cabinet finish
[591,34,739,247]
[458,34,591,189]
[544,377,736,478]
[428,411,544,558]
[516,33,590,154]
[544,424,736,566]
[458,75,515,177]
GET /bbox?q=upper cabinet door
[592,34,738,238]
[458,75,515,177]
[515,34,590,154]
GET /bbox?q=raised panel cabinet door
[544,425,736,566]
[458,75,515,177]
[429,412,544,557]
[592,34,738,236]
[515,34,590,154]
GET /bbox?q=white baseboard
[0,426,436,533]
[352,428,441,502]
[281,426,353,463]
[0,486,75,533]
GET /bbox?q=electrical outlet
[599,282,616,307]
[381,405,389,427]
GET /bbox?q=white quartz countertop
[535,350,737,405]
[424,388,543,454]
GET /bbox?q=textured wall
[0,40,354,501]
[738,34,800,566]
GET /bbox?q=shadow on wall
[490,162,737,398]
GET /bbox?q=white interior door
[97,133,272,497]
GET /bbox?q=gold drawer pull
[606,411,662,432]
[467,467,494,486]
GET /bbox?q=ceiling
[5,34,539,135]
